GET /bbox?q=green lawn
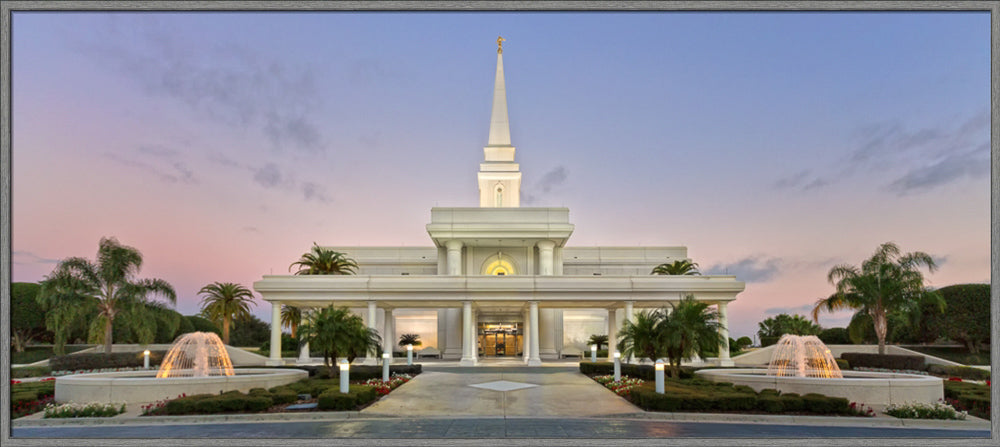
[904,346,991,366]
[11,345,91,365]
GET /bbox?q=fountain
[766,334,842,378]
[55,332,307,406]
[694,335,943,408]
[156,332,235,378]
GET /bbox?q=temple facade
[253,39,745,366]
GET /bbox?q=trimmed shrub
[269,390,298,405]
[757,395,784,413]
[194,398,223,413]
[300,364,422,380]
[714,393,757,411]
[779,393,804,412]
[840,353,924,371]
[316,385,376,411]
[802,393,849,414]
[944,381,991,419]
[926,364,990,380]
[579,362,696,379]
[50,351,167,371]
[633,389,684,412]
[245,396,273,412]
[217,396,246,412]
[11,366,53,378]
[165,398,197,415]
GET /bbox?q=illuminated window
[484,258,515,275]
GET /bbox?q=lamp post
[143,350,150,370]
[655,359,665,394]
[407,344,413,366]
[339,359,350,394]
[382,352,391,382]
[591,345,597,363]
[613,351,621,382]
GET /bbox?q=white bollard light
[613,351,621,382]
[655,359,665,394]
[407,344,413,366]
[382,352,391,382]
[143,350,150,369]
[339,359,350,394]
[591,345,597,363]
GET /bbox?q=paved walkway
[363,366,642,418]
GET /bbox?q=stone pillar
[460,301,476,366]
[607,308,617,362]
[445,240,463,275]
[718,302,733,367]
[297,342,310,364]
[472,309,479,362]
[536,240,556,275]
[267,301,282,366]
[624,301,635,364]
[384,308,395,356]
[528,301,541,366]
[364,301,378,365]
[522,308,530,363]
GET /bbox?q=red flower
[948,377,962,382]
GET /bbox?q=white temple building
[254,38,745,367]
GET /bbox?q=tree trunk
[872,310,887,356]
[965,339,979,355]
[104,316,114,354]
[223,317,230,345]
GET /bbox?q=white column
[522,308,530,363]
[445,240,463,275]
[607,308,617,362]
[536,240,556,275]
[472,309,479,362]
[267,302,282,366]
[384,308,395,357]
[624,301,635,364]
[528,301,541,366]
[364,301,378,365]
[718,302,733,366]
[460,301,476,366]
[297,342,310,364]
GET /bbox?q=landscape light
[339,359,350,394]
[613,351,621,381]
[591,345,597,363]
[655,359,665,394]
[143,350,151,369]
[407,344,413,366]
[382,352,391,382]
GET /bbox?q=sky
[10,11,992,341]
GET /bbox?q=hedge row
[50,351,167,371]
[944,381,991,420]
[11,366,53,378]
[839,353,924,371]
[317,385,378,411]
[629,381,852,415]
[12,381,56,410]
[926,364,991,380]
[164,390,274,415]
[579,362,697,380]
[286,364,422,380]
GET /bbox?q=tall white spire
[487,39,511,146]
[478,36,521,207]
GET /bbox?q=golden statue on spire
[497,35,505,54]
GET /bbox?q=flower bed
[11,379,56,419]
[361,373,412,395]
[885,400,967,420]
[44,402,126,418]
[852,366,929,376]
[592,375,645,396]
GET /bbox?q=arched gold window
[484,259,515,275]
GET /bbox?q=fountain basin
[55,368,308,406]
[694,368,943,408]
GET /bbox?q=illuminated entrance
[477,322,523,357]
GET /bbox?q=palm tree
[812,242,940,355]
[398,333,422,349]
[660,296,722,378]
[651,259,701,275]
[198,282,256,345]
[281,305,302,338]
[289,243,358,275]
[298,306,381,378]
[617,310,667,363]
[587,334,609,351]
[37,237,177,354]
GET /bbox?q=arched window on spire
[495,184,504,207]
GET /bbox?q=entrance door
[478,322,522,357]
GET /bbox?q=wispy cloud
[301,182,333,203]
[706,256,782,283]
[523,166,568,205]
[776,112,989,195]
[13,250,61,265]
[253,163,285,188]
[104,144,197,184]
[80,20,326,153]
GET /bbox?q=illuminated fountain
[157,332,235,378]
[56,332,307,406]
[695,335,942,408]
[765,335,842,378]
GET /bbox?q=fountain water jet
[766,334,842,378]
[156,332,234,378]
